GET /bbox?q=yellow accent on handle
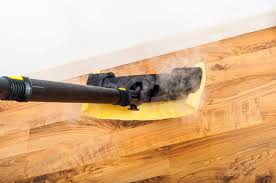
[9,75,24,81]
[118,88,126,91]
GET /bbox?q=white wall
[0,0,275,76]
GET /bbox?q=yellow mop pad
[82,62,206,120]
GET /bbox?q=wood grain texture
[0,27,276,183]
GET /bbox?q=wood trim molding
[29,10,276,81]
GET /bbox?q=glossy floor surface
[0,27,276,182]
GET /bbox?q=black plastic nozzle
[87,67,202,103]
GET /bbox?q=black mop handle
[0,76,130,106]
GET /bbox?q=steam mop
[0,62,206,120]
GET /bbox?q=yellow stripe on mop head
[82,62,206,121]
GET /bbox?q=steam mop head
[82,62,206,120]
